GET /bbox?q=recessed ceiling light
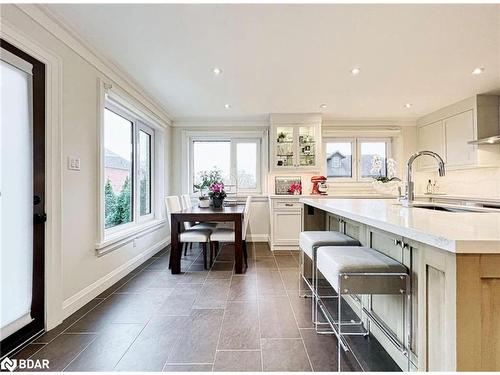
[224,104,231,109]
[472,67,484,75]
[404,103,412,108]
[351,67,361,75]
[319,104,327,109]
[213,67,222,75]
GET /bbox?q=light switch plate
[68,156,81,171]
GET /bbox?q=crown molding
[172,115,269,128]
[322,117,417,127]
[15,4,173,126]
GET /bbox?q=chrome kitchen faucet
[400,151,446,207]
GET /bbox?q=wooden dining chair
[209,196,252,267]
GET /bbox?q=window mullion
[133,120,139,224]
[230,140,237,191]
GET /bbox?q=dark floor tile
[33,298,104,343]
[64,323,144,371]
[258,296,300,338]
[280,269,305,291]
[28,333,96,371]
[218,301,260,350]
[255,257,278,270]
[275,254,299,268]
[67,291,169,332]
[215,245,236,261]
[115,270,177,293]
[261,338,312,371]
[214,350,262,372]
[207,261,233,279]
[163,364,213,372]
[145,255,170,270]
[12,343,45,360]
[192,279,230,309]
[288,293,315,329]
[180,270,208,284]
[157,284,202,316]
[301,328,339,371]
[115,315,189,372]
[250,243,273,257]
[256,271,286,296]
[167,309,224,364]
[228,275,257,301]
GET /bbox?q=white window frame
[324,137,356,182]
[188,135,263,195]
[96,82,167,256]
[103,102,156,236]
[137,122,155,222]
[324,137,392,182]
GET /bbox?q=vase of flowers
[370,156,402,196]
[194,168,223,208]
[288,182,302,195]
[209,182,227,208]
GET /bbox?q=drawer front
[274,201,301,210]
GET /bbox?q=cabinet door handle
[285,203,293,207]
[394,239,402,247]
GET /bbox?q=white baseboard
[62,238,170,319]
[247,234,269,242]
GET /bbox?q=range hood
[468,94,500,145]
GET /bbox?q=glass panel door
[275,126,294,167]
[1,41,45,357]
[298,126,316,167]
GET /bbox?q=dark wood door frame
[0,38,46,358]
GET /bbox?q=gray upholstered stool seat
[299,231,360,259]
[317,246,408,294]
[315,246,412,371]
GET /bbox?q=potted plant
[370,156,402,195]
[277,132,287,143]
[193,168,222,208]
[208,182,227,208]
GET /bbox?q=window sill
[95,219,167,257]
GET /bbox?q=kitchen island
[301,198,500,371]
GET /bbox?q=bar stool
[298,231,360,328]
[316,246,412,371]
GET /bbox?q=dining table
[169,204,246,274]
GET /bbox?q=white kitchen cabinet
[417,120,446,169]
[444,110,475,167]
[416,96,500,171]
[268,197,303,250]
[270,114,321,172]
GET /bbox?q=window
[104,102,155,232]
[325,141,354,178]
[191,138,261,193]
[324,138,391,181]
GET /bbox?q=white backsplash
[415,167,500,199]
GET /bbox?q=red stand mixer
[311,176,328,195]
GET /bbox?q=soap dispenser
[426,179,433,194]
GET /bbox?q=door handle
[34,213,47,224]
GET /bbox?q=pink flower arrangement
[208,182,227,199]
[288,182,302,195]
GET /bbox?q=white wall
[1,5,172,322]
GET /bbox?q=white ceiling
[46,4,500,122]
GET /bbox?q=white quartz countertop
[300,198,500,254]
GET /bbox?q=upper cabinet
[417,96,500,171]
[270,114,321,172]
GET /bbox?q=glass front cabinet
[270,114,321,172]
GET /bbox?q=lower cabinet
[269,198,303,250]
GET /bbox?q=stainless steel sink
[407,202,499,213]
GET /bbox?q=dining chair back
[181,194,192,209]
[242,196,252,240]
[165,195,182,225]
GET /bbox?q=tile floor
[13,243,399,372]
